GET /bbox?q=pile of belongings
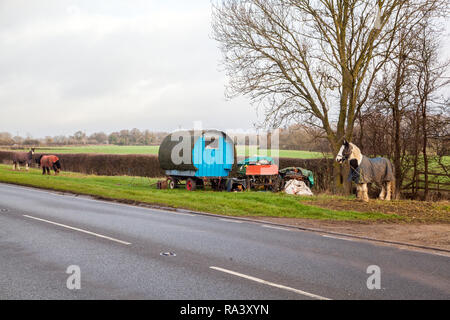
[278,167,314,187]
[284,180,314,196]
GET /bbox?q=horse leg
[356,184,362,200]
[385,181,392,200]
[46,167,50,175]
[26,163,29,171]
[12,162,16,170]
[42,166,46,175]
[379,183,386,200]
[362,183,369,202]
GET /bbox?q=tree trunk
[422,99,429,200]
[392,107,403,199]
[412,108,421,199]
[391,49,406,200]
[331,141,352,195]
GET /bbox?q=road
[0,183,449,300]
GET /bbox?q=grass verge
[0,164,399,221]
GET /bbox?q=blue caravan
[158,130,235,190]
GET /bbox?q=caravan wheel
[167,177,177,189]
[186,178,197,191]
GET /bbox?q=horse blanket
[348,156,394,184]
[13,151,33,165]
[40,155,60,169]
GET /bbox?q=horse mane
[349,142,363,164]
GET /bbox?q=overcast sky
[0,0,261,138]
[0,1,449,138]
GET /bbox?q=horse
[12,148,35,171]
[35,154,43,167]
[336,140,395,202]
[40,155,61,175]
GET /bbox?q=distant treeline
[0,129,167,147]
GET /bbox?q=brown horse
[12,148,35,171]
[40,155,61,175]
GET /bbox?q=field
[0,164,397,221]
[237,146,327,159]
[0,145,326,159]
[403,156,450,193]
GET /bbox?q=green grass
[1,145,327,159]
[235,146,327,159]
[403,156,450,190]
[0,164,398,221]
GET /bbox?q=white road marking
[421,251,450,258]
[322,235,355,242]
[23,215,131,245]
[169,211,196,217]
[261,224,291,231]
[219,218,243,223]
[210,266,331,300]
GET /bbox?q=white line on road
[261,224,291,231]
[23,215,131,245]
[210,266,331,300]
[219,218,243,223]
[169,211,196,217]
[322,235,355,242]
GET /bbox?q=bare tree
[212,0,443,192]
[357,10,449,199]
[428,108,449,177]
[365,5,423,197]
[413,22,450,199]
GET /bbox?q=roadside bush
[0,151,164,177]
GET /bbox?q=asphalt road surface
[0,183,449,300]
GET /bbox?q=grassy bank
[0,164,397,221]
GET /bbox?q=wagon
[227,156,282,192]
[158,130,235,191]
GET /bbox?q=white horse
[336,140,395,202]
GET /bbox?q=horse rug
[41,155,59,168]
[348,156,394,184]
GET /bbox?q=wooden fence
[406,171,450,194]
